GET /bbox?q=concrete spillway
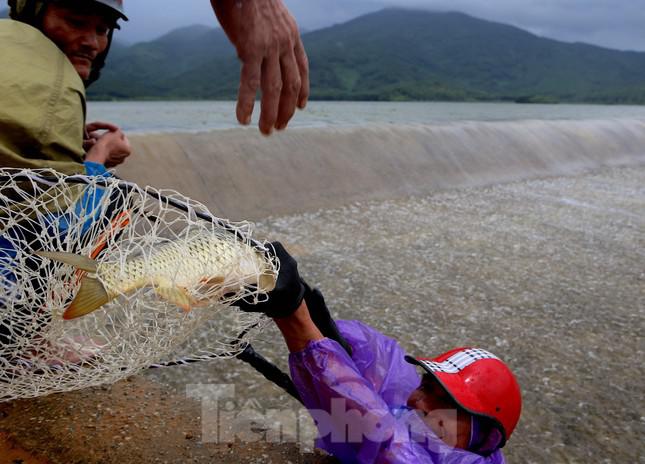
[122,118,645,219]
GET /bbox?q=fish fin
[258,272,277,292]
[200,275,225,289]
[90,211,130,259]
[156,285,193,313]
[36,251,97,273]
[63,276,110,320]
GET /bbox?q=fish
[36,233,276,320]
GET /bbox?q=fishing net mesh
[0,168,277,402]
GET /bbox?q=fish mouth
[258,271,277,293]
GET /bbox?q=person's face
[406,376,471,449]
[41,3,113,80]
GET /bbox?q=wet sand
[0,376,335,464]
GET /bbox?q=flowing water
[88,100,645,134]
[90,101,645,462]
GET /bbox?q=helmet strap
[467,416,504,456]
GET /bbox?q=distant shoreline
[86,101,645,135]
[88,97,645,106]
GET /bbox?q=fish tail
[36,251,109,319]
[63,275,110,320]
[36,251,98,273]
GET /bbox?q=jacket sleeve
[336,320,421,407]
[289,336,398,462]
[288,321,421,462]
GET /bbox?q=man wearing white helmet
[1,0,132,175]
[237,243,523,463]
[1,0,308,174]
[0,0,309,359]
[0,0,134,354]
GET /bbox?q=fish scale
[102,236,260,299]
[37,233,276,319]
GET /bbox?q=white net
[0,168,278,402]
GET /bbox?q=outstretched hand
[211,0,309,135]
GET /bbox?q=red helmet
[405,347,522,448]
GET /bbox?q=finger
[294,39,310,109]
[275,50,301,130]
[86,121,120,132]
[259,53,282,135]
[111,155,129,165]
[237,58,262,126]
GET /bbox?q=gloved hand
[235,241,305,318]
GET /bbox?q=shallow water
[146,165,645,463]
[88,100,645,134]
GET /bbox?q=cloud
[114,0,645,51]
[377,0,645,51]
[117,1,215,44]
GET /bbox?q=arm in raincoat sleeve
[289,320,507,464]
[288,319,421,462]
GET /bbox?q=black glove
[235,241,305,318]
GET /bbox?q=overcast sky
[116,0,645,52]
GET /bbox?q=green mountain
[93,25,238,99]
[89,9,645,103]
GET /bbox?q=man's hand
[84,121,132,168]
[211,0,309,135]
[83,121,119,152]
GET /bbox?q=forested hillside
[5,8,641,103]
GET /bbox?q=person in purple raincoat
[237,243,523,464]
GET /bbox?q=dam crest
[122,118,645,220]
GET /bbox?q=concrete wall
[120,119,645,221]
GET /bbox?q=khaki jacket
[0,19,86,174]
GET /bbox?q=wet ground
[0,376,335,464]
[148,165,645,463]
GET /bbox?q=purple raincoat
[289,320,506,464]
